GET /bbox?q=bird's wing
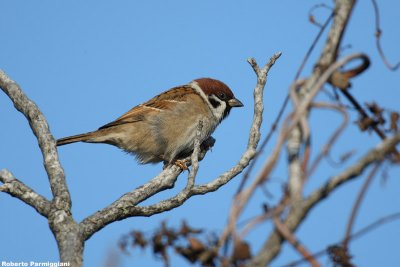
[98,85,196,129]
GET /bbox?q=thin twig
[342,162,381,249]
[371,0,400,71]
[338,88,400,160]
[280,212,400,267]
[273,216,321,267]
[306,102,349,179]
[249,132,400,266]
[239,193,290,238]
[186,120,203,189]
[216,53,283,247]
[308,3,334,28]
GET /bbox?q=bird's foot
[174,159,188,171]
[162,159,189,171]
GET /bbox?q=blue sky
[1,1,399,266]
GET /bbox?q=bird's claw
[174,159,188,171]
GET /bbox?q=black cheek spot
[208,97,221,109]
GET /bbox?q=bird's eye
[218,92,226,100]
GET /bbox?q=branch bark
[0,70,71,209]
[0,70,81,266]
[0,169,51,217]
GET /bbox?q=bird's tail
[57,132,95,146]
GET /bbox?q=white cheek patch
[208,94,226,122]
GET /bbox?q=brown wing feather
[99,85,196,129]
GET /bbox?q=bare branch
[237,10,334,195]
[239,194,290,239]
[273,216,321,267]
[80,165,184,240]
[306,133,399,207]
[0,70,82,266]
[186,120,203,189]
[287,80,311,199]
[371,0,400,71]
[0,169,51,217]
[308,4,334,28]
[317,0,356,69]
[249,133,400,266]
[247,52,283,148]
[248,2,359,265]
[280,212,400,267]
[306,102,349,179]
[0,70,71,210]
[342,162,381,249]
[225,54,365,252]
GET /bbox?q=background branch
[224,54,364,252]
[273,216,321,267]
[236,9,334,195]
[248,1,358,265]
[280,212,400,267]
[342,162,381,249]
[249,133,400,266]
[371,0,400,71]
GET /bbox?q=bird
[57,78,243,169]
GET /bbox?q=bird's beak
[228,98,244,107]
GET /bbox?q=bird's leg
[162,158,188,171]
[174,159,189,170]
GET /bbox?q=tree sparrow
[57,78,243,168]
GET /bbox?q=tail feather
[57,132,94,146]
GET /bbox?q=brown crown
[194,78,234,98]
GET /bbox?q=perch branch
[80,52,282,241]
